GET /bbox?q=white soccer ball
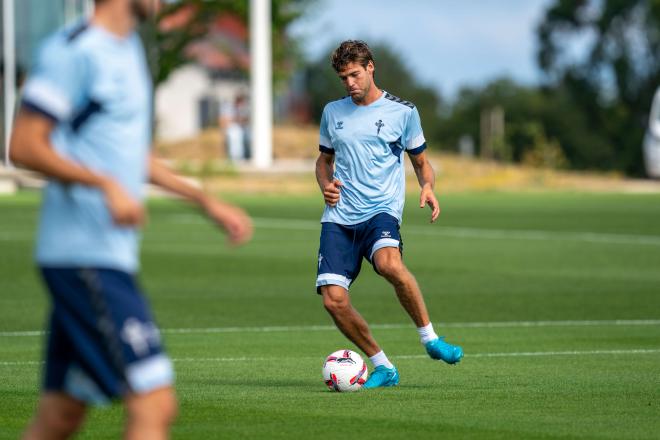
[322,349,368,392]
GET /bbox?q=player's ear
[366,61,375,75]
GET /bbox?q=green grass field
[1,191,659,439]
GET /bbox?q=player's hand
[323,179,343,207]
[203,198,253,246]
[420,185,440,223]
[101,178,146,226]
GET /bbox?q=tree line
[305,0,660,176]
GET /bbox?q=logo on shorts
[121,318,161,356]
[318,253,324,269]
[335,121,344,130]
[381,231,391,238]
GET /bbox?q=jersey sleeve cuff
[319,145,335,154]
[407,142,427,155]
[319,134,331,147]
[21,100,61,123]
[21,78,73,121]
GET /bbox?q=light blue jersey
[21,22,152,272]
[319,91,426,225]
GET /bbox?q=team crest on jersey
[375,119,384,135]
[335,121,344,130]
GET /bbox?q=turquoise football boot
[425,337,463,364]
[363,365,399,389]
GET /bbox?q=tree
[436,79,568,167]
[537,0,660,175]
[140,0,310,86]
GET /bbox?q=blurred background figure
[644,87,660,178]
[220,93,251,162]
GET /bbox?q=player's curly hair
[331,40,375,73]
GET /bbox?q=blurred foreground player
[315,40,463,389]
[10,0,252,438]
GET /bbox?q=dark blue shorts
[40,267,173,404]
[316,213,403,293]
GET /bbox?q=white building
[2,0,273,170]
[155,64,247,143]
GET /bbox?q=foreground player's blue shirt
[21,22,152,272]
[319,91,426,225]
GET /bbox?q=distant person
[315,40,463,389]
[9,0,252,439]
[220,94,250,162]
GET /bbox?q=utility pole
[249,0,273,169]
[3,0,16,166]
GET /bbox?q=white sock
[417,322,439,344]
[369,350,394,369]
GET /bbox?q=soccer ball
[322,349,368,392]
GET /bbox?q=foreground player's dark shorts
[316,212,403,294]
[40,267,174,404]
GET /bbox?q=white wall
[155,65,209,141]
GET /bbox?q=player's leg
[373,246,463,364]
[321,284,399,388]
[320,284,381,357]
[124,387,177,440]
[22,393,87,440]
[367,214,463,364]
[316,222,398,387]
[372,247,430,328]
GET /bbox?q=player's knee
[126,388,177,427]
[34,400,86,437]
[161,392,178,426]
[55,412,86,437]
[375,257,405,281]
[322,288,350,315]
[157,391,178,425]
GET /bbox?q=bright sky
[289,0,555,98]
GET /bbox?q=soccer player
[315,40,463,389]
[9,0,252,438]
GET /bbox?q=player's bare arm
[408,150,440,223]
[315,152,343,207]
[148,155,253,245]
[10,109,144,226]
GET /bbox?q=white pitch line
[395,348,660,359]
[0,360,43,366]
[4,215,660,246]
[2,349,659,367]
[2,319,659,338]
[0,330,44,337]
[172,348,660,362]
[228,216,660,247]
[248,217,660,247]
